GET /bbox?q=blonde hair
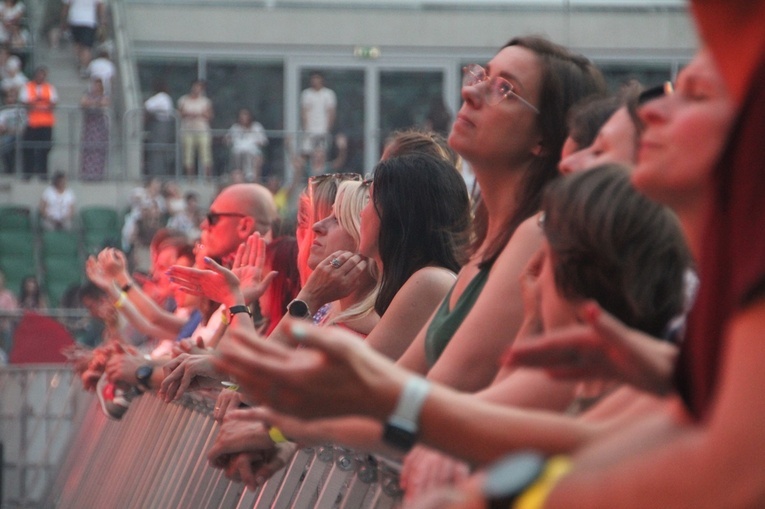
[329,180,380,325]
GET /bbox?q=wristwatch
[287,299,311,319]
[382,376,431,451]
[228,304,252,322]
[135,364,154,391]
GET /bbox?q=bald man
[201,183,277,263]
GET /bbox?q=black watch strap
[229,305,252,322]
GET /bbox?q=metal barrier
[38,384,402,508]
[0,104,114,180]
[0,365,91,509]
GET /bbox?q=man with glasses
[201,182,277,265]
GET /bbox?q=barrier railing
[24,375,403,508]
[0,104,115,180]
[0,365,91,509]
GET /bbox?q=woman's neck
[674,190,712,264]
[472,162,526,246]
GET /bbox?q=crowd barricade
[40,383,403,508]
[0,365,91,509]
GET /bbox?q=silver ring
[330,258,341,268]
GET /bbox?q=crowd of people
[20,0,765,506]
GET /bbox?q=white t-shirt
[0,2,24,42]
[86,57,115,91]
[228,122,268,155]
[301,87,336,134]
[1,73,27,93]
[41,186,76,222]
[64,0,103,27]
[144,91,174,121]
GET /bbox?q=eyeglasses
[462,64,540,114]
[637,81,674,106]
[206,212,245,226]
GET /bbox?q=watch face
[288,300,309,317]
[484,452,545,499]
[382,422,417,451]
[136,365,153,382]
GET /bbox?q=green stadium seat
[0,257,35,296]
[0,231,35,258]
[41,231,80,259]
[80,206,120,232]
[0,205,32,232]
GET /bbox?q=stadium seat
[0,205,32,232]
[0,231,35,258]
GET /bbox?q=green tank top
[424,267,491,367]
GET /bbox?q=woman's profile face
[308,213,357,268]
[558,107,638,175]
[632,50,735,207]
[358,184,381,260]
[449,44,543,168]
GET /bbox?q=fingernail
[290,323,307,341]
[204,256,212,263]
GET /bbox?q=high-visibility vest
[25,82,55,128]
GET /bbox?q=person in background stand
[0,87,25,173]
[226,108,268,182]
[144,79,175,176]
[39,170,75,231]
[300,71,336,159]
[80,77,109,180]
[20,66,56,180]
[60,0,105,76]
[177,80,213,178]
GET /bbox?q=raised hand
[85,255,114,291]
[166,258,241,307]
[230,233,279,305]
[97,247,130,280]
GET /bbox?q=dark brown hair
[543,164,690,337]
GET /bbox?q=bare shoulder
[387,266,455,314]
[488,214,545,277]
[404,266,457,293]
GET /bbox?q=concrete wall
[123,3,698,59]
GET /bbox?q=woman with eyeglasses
[387,36,605,393]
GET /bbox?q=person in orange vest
[20,66,57,180]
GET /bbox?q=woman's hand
[159,352,225,402]
[401,446,470,504]
[213,320,408,421]
[213,389,244,422]
[297,251,374,311]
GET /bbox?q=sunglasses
[206,212,245,226]
[637,81,674,106]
